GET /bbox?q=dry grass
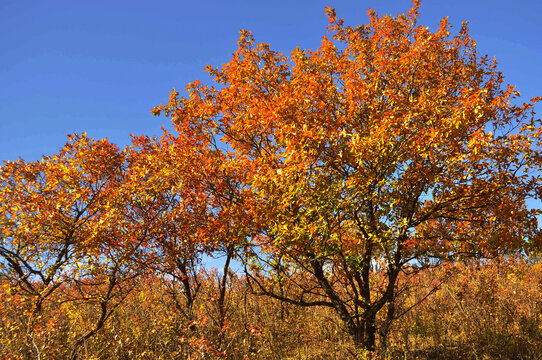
[1,257,541,359]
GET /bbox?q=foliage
[0,134,147,358]
[151,0,541,350]
[1,0,541,357]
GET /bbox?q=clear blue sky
[1,0,541,162]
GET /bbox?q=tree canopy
[152,0,542,350]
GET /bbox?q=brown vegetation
[1,256,540,359]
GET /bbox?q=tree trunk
[364,311,377,351]
[217,245,233,352]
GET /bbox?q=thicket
[1,256,541,359]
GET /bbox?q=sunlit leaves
[0,134,151,356]
[152,0,541,350]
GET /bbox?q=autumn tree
[0,134,150,358]
[127,131,255,353]
[152,0,541,352]
[124,134,210,332]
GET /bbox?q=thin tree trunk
[217,245,233,352]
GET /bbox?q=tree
[0,134,149,358]
[0,134,123,312]
[153,0,541,352]
[127,131,255,353]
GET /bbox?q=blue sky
[1,0,541,162]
